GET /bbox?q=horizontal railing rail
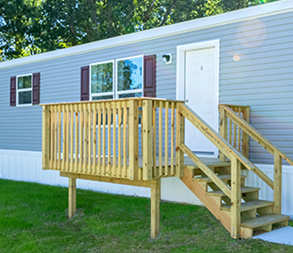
[41,98,183,181]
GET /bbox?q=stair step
[195,174,246,183]
[184,157,230,170]
[207,187,260,197]
[221,200,273,212]
[241,215,290,229]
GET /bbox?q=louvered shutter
[81,66,90,101]
[10,76,16,106]
[143,55,156,97]
[33,72,40,105]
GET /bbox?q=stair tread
[184,157,230,169]
[221,200,274,212]
[207,187,260,196]
[195,174,246,182]
[241,214,290,229]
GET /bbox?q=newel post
[42,105,50,169]
[176,103,185,177]
[273,151,282,214]
[142,100,153,180]
[219,106,227,162]
[231,157,241,239]
[129,100,139,180]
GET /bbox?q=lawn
[0,179,292,253]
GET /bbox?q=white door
[184,47,218,156]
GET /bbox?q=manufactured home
[0,0,293,239]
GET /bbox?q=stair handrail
[221,105,293,166]
[177,103,274,189]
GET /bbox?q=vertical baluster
[159,101,163,176]
[165,102,169,176]
[219,106,227,162]
[83,104,88,173]
[92,103,97,175]
[102,103,106,175]
[171,102,175,175]
[74,104,78,173]
[97,103,101,174]
[58,105,62,170]
[79,104,83,173]
[70,104,74,172]
[50,106,54,169]
[123,101,127,178]
[152,105,157,177]
[61,105,66,171]
[107,103,112,176]
[233,119,237,148]
[113,102,117,176]
[54,105,58,170]
[118,103,122,176]
[87,103,92,174]
[66,105,70,172]
[238,108,241,151]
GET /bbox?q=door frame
[176,39,220,157]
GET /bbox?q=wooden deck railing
[219,104,293,214]
[219,104,250,159]
[176,103,275,238]
[42,98,183,181]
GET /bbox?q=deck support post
[68,177,76,218]
[219,106,227,162]
[151,178,161,239]
[231,157,241,239]
[176,104,185,177]
[273,152,282,214]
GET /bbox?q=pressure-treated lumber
[68,177,76,218]
[178,103,274,189]
[241,214,289,229]
[151,178,161,239]
[230,157,241,239]
[221,200,274,212]
[273,152,282,214]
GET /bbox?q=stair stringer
[180,168,231,233]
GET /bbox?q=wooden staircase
[176,103,293,239]
[180,160,289,238]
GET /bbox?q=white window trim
[90,60,115,100]
[89,55,144,101]
[116,54,144,98]
[16,73,33,107]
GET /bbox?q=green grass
[0,179,292,253]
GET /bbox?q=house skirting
[0,149,292,217]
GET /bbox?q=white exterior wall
[0,149,292,217]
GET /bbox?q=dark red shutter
[81,66,90,101]
[10,76,16,106]
[143,55,156,97]
[33,72,40,105]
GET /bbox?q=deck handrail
[177,103,273,188]
[177,103,275,239]
[220,105,293,165]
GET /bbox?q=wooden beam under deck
[60,172,153,188]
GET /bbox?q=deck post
[176,104,185,177]
[231,157,241,239]
[142,100,153,180]
[273,151,282,214]
[42,105,51,169]
[68,177,76,218]
[151,178,161,238]
[219,106,227,162]
[129,100,139,180]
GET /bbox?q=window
[90,61,114,100]
[89,55,143,100]
[17,74,32,106]
[116,55,143,98]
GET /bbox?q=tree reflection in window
[117,57,142,92]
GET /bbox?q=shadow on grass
[0,179,292,252]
